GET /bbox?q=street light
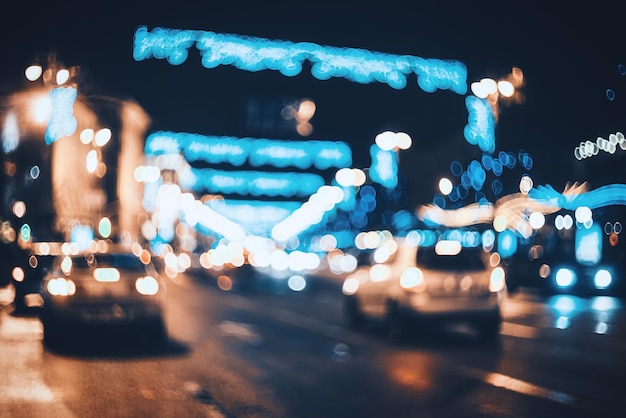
[374,131,412,151]
[469,67,524,121]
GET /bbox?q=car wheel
[343,295,364,329]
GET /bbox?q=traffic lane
[0,282,285,417]
[172,272,505,417]
[37,274,287,418]
[1,274,624,418]
[497,291,626,416]
[184,271,614,417]
[0,276,498,418]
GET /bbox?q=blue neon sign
[179,167,325,198]
[133,26,468,94]
[145,131,352,170]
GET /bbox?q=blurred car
[341,239,507,340]
[506,213,626,296]
[39,250,167,346]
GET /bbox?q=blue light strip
[179,167,325,198]
[204,199,301,237]
[369,144,398,188]
[145,131,353,170]
[45,86,78,144]
[464,96,495,153]
[133,26,468,94]
[529,183,626,210]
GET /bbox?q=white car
[342,239,507,340]
[39,250,167,347]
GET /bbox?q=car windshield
[68,253,145,271]
[416,247,487,271]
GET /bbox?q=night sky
[1,0,624,209]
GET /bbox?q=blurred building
[0,64,151,251]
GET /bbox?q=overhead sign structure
[134,27,499,244]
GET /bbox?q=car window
[416,247,486,271]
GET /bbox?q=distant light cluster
[573,131,626,160]
[133,26,468,94]
[436,150,534,208]
[145,131,352,170]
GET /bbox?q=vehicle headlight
[594,269,612,289]
[555,268,576,288]
[12,267,25,283]
[47,278,76,296]
[489,267,506,292]
[135,276,159,296]
[400,267,426,293]
[369,264,391,282]
[342,277,360,295]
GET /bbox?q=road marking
[218,320,262,344]
[454,364,589,409]
[500,321,538,339]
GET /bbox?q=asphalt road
[1,269,625,418]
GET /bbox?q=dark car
[39,249,167,346]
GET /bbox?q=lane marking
[218,320,262,344]
[500,322,538,339]
[184,278,603,410]
[454,364,590,409]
